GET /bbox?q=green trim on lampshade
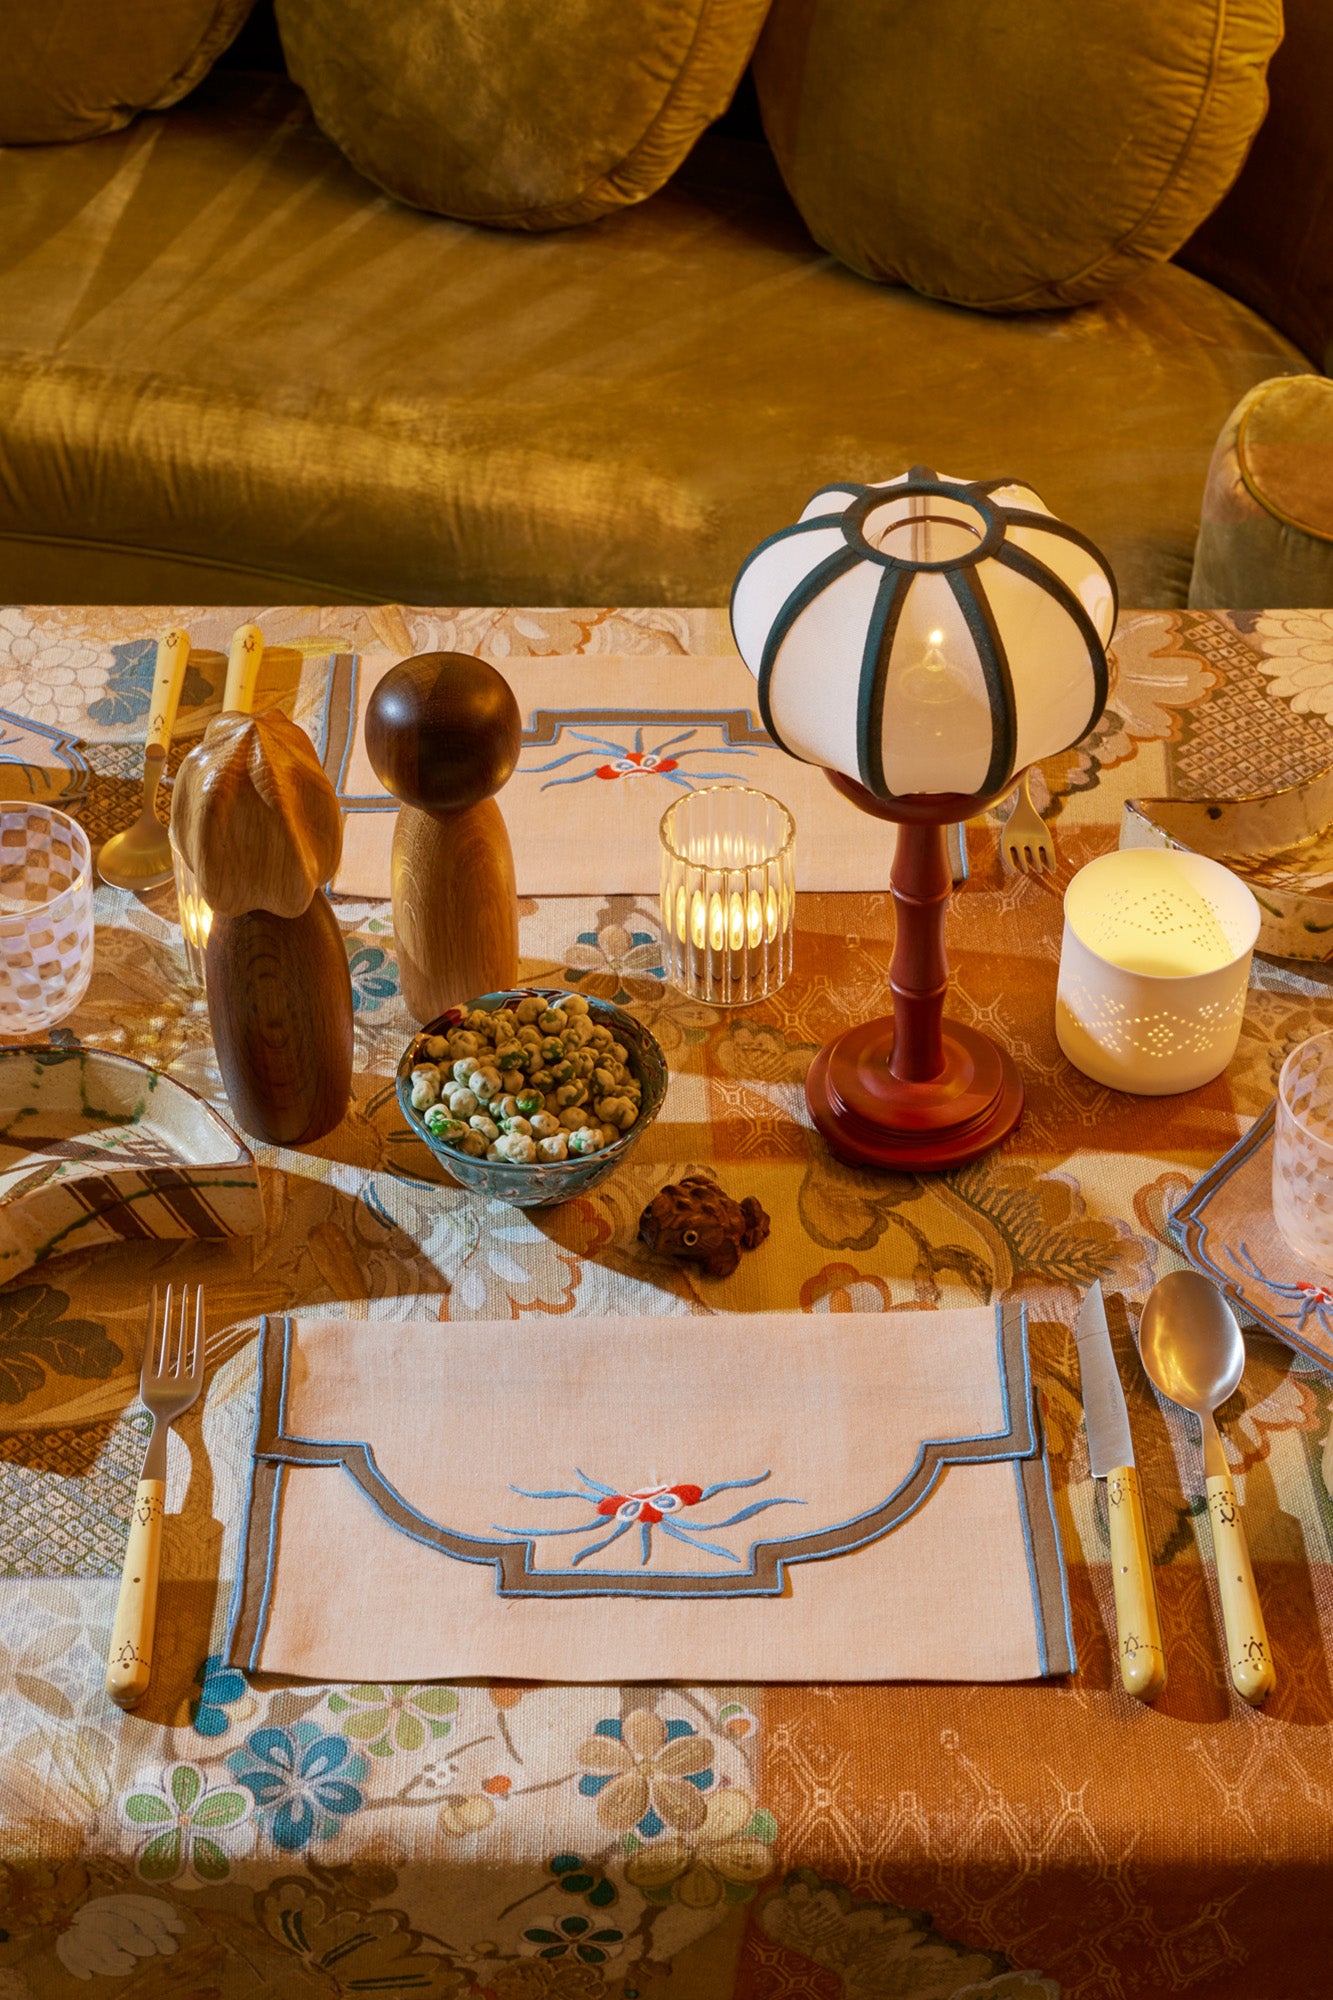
[994,541,1109,742]
[946,567,1017,798]
[856,567,910,797]
[732,470,1115,805]
[755,544,860,757]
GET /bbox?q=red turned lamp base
[806,1017,1023,1170]
[808,769,1024,1172]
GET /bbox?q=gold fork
[1001,769,1055,875]
[106,1284,204,1710]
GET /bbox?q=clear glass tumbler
[659,785,795,1006]
[170,827,211,991]
[1273,1030,1333,1271]
[0,805,95,1034]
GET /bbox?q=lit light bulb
[897,630,969,706]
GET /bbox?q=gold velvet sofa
[0,0,1330,611]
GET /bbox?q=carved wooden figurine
[364,652,522,1023]
[639,1176,771,1279]
[171,710,353,1145]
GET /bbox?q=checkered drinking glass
[0,805,95,1033]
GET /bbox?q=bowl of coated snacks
[395,988,668,1208]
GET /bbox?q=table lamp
[731,465,1116,1169]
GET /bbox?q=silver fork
[1001,769,1056,875]
[106,1283,204,1710]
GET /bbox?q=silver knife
[1075,1280,1166,1699]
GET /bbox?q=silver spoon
[97,629,191,891]
[1138,1269,1273,1705]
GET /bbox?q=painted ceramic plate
[1170,1101,1333,1373]
[0,1045,263,1284]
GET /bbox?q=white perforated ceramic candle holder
[1055,849,1260,1094]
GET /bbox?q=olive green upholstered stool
[1191,375,1333,609]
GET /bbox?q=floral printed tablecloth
[4,603,1333,2000]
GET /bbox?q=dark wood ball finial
[364,652,522,1022]
[365,652,521,811]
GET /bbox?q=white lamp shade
[730,466,1117,801]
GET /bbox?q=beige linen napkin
[227,1307,1072,1684]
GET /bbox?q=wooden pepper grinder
[364,652,522,1022]
[171,709,353,1145]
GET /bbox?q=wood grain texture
[888,818,951,1083]
[106,1477,164,1709]
[365,652,521,811]
[392,799,518,1022]
[804,769,1023,1170]
[171,709,343,918]
[206,893,353,1145]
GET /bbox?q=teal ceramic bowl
[395,987,667,1208]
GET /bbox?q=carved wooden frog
[638,1175,770,1279]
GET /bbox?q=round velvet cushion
[0,0,256,144]
[274,0,772,229]
[753,0,1282,310]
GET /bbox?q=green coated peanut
[423,1107,465,1137]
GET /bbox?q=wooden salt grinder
[364,652,522,1022]
[171,709,353,1145]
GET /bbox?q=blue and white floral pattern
[191,1655,250,1739]
[226,1722,366,1851]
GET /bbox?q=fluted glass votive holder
[659,785,795,1005]
[0,805,95,1034]
[171,828,211,990]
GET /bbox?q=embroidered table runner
[228,1306,1073,1684]
[326,652,904,896]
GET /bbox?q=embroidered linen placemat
[226,1306,1074,1684]
[316,653,908,896]
[1172,1102,1333,1372]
